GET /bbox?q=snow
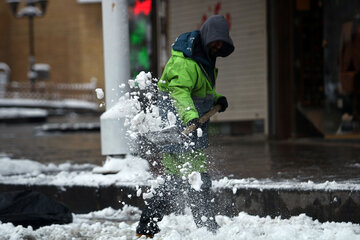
[212,177,360,192]
[17,6,42,17]
[0,155,151,187]
[0,206,359,240]
[33,64,50,72]
[101,71,164,141]
[349,163,360,168]
[132,71,152,90]
[197,127,203,137]
[92,156,151,181]
[167,111,177,126]
[0,108,47,119]
[36,122,99,132]
[95,88,104,100]
[188,172,203,191]
[0,98,98,111]
[77,0,101,3]
[1,154,360,192]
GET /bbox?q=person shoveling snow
[136,15,234,238]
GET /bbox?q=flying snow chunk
[188,172,203,191]
[95,88,104,100]
[135,71,152,90]
[128,80,136,89]
[167,111,177,126]
[196,128,203,137]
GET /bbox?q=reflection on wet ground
[1,113,360,182]
[0,114,104,166]
[208,136,360,182]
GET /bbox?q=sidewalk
[207,135,360,182]
[1,116,360,223]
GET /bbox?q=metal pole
[100,0,131,156]
[28,16,36,86]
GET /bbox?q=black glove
[216,96,228,112]
[187,118,200,128]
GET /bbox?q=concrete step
[1,181,359,224]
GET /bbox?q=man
[136,15,234,238]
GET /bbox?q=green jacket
[158,48,222,125]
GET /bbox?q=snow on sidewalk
[0,154,152,187]
[0,206,359,240]
[0,155,360,239]
[1,154,360,191]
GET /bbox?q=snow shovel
[143,104,222,146]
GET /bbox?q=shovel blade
[143,126,190,146]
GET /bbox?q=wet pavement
[1,113,360,183]
[208,136,360,182]
[0,114,104,166]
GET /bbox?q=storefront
[165,0,268,134]
[323,0,360,136]
[267,0,360,139]
[291,0,360,137]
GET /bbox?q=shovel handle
[182,104,222,135]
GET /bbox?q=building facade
[1,0,359,139]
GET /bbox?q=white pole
[100,0,131,156]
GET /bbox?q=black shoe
[136,221,160,238]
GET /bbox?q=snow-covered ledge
[77,0,101,4]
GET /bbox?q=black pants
[136,173,219,236]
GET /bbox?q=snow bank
[0,155,96,176]
[0,206,359,240]
[0,157,49,176]
[213,177,360,192]
[0,154,151,187]
[2,154,360,191]
[92,155,152,181]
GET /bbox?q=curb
[0,183,359,224]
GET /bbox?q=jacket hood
[200,15,234,57]
[172,31,211,65]
[172,30,200,59]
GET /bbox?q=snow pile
[92,155,152,181]
[0,155,151,186]
[2,154,360,190]
[0,157,47,176]
[76,205,141,222]
[0,207,359,240]
[213,177,360,192]
[0,155,96,176]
